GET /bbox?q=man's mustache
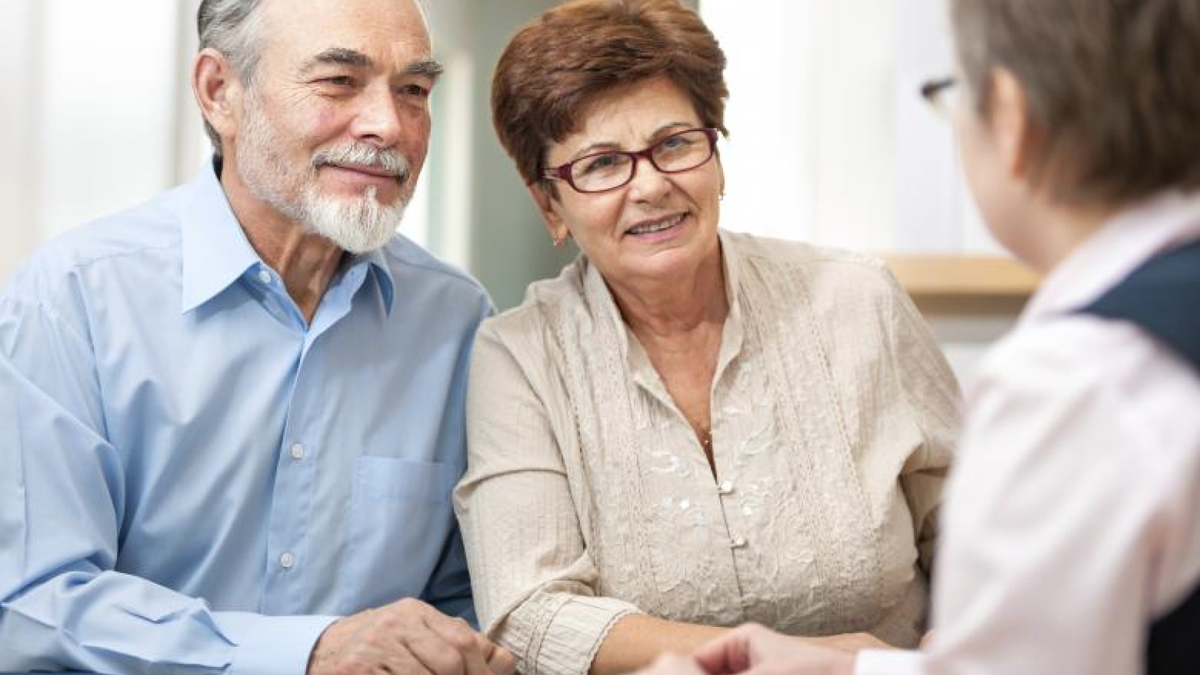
[312,144,412,183]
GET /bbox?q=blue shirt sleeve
[0,296,336,675]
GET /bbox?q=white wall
[0,0,208,282]
[0,0,436,283]
[700,0,1019,383]
[0,0,37,280]
[701,0,998,254]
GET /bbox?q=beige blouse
[454,231,960,675]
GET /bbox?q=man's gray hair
[195,0,434,157]
[197,0,267,157]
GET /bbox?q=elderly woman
[454,1,960,674]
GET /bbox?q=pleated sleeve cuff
[499,594,642,675]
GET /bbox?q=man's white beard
[236,94,410,254]
[299,181,406,255]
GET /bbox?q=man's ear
[525,182,570,243]
[192,47,243,153]
[988,68,1042,182]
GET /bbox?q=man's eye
[400,84,431,98]
[322,76,354,87]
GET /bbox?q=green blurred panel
[426,0,576,311]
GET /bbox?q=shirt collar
[179,158,265,314]
[1023,190,1200,325]
[714,230,745,374]
[347,247,396,317]
[179,157,397,316]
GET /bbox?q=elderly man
[0,1,513,674]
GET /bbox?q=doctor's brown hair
[952,0,1200,205]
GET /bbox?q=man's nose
[350,83,404,148]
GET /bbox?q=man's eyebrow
[300,47,373,73]
[404,58,445,81]
[298,51,443,82]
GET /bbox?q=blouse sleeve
[454,321,641,675]
[883,273,962,574]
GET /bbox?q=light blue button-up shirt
[0,162,493,675]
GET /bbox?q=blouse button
[717,480,734,495]
[730,536,748,549]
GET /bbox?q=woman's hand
[802,630,895,653]
[920,630,937,649]
[633,623,856,675]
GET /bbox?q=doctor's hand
[307,597,516,675]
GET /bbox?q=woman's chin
[615,246,706,285]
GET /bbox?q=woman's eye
[660,136,692,151]
[581,154,621,175]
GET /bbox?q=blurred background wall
[0,0,1020,383]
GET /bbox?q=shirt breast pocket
[340,455,460,613]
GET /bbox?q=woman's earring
[553,235,566,247]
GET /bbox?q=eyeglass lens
[569,129,714,193]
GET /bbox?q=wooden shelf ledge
[881,254,1040,298]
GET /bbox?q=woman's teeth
[628,215,682,235]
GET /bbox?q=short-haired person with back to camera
[635,1,1200,674]
[0,1,515,674]
[453,1,963,674]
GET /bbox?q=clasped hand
[307,597,516,675]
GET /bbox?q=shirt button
[717,480,734,495]
[730,536,748,549]
[257,269,273,284]
[279,552,296,568]
[290,443,305,460]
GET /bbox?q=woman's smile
[624,212,687,240]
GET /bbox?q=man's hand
[307,597,516,675]
[634,624,856,675]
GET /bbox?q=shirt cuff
[499,594,641,675]
[856,649,926,675]
[213,611,339,675]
